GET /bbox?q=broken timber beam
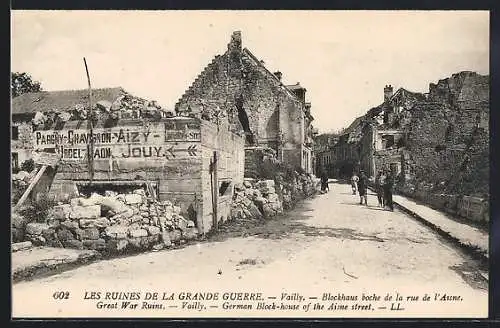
[14,165,48,210]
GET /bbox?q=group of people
[351,169,394,211]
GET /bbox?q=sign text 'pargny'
[32,123,201,161]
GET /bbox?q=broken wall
[12,119,34,168]
[200,121,245,233]
[174,31,308,173]
[404,72,489,197]
[33,118,204,224]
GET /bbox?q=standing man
[351,172,359,195]
[320,169,329,193]
[374,170,384,207]
[358,170,368,206]
[383,170,394,211]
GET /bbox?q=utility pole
[83,57,95,184]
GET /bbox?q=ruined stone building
[11,87,245,233]
[175,31,316,175]
[11,88,125,171]
[334,71,489,197]
[314,133,339,176]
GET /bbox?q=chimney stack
[274,71,282,81]
[228,31,242,53]
[384,84,394,102]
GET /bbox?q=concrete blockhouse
[12,88,245,234]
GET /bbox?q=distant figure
[351,173,359,195]
[320,170,329,193]
[374,170,385,207]
[383,170,394,211]
[358,171,368,206]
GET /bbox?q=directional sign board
[31,120,202,162]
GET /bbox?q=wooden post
[83,57,95,184]
[212,151,219,231]
[14,165,48,210]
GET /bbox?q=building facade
[11,87,245,233]
[174,31,316,174]
[337,71,489,196]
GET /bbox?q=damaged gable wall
[174,31,308,173]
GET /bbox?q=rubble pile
[21,189,199,254]
[12,170,35,190]
[31,92,175,128]
[229,174,321,223]
[276,172,321,210]
[230,179,283,222]
[11,170,37,204]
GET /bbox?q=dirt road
[12,181,488,318]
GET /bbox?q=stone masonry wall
[174,31,307,171]
[14,189,200,253]
[404,72,489,197]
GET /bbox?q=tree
[11,72,42,97]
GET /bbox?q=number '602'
[52,291,70,300]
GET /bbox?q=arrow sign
[165,146,175,159]
[187,145,197,156]
[164,145,198,158]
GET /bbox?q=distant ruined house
[334,71,489,196]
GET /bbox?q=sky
[11,10,489,133]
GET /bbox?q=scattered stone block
[70,198,84,207]
[122,208,135,219]
[69,205,101,219]
[26,223,50,236]
[177,218,189,231]
[42,228,56,241]
[125,194,143,205]
[254,196,267,207]
[51,204,72,220]
[78,194,103,207]
[12,241,32,252]
[146,225,161,236]
[183,227,199,240]
[168,229,182,242]
[94,217,110,228]
[160,232,172,247]
[60,220,79,230]
[129,214,143,224]
[46,218,61,228]
[56,227,75,241]
[107,239,128,252]
[105,225,128,239]
[81,227,100,240]
[104,190,118,197]
[129,228,148,238]
[262,203,277,218]
[12,228,24,243]
[62,239,83,249]
[267,193,279,203]
[100,198,128,214]
[12,212,29,229]
[83,239,106,250]
[29,235,46,246]
[79,219,97,229]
